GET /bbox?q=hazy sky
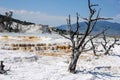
[0,0,120,26]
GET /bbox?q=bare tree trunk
[68,50,81,73]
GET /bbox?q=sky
[0,0,120,26]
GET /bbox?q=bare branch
[72,13,80,38]
[90,39,98,56]
[101,42,107,50]
[88,8,101,34]
[81,17,88,21]
[82,28,109,50]
[81,47,92,52]
[91,18,113,21]
[60,34,71,40]
[67,15,72,36]
[101,33,118,55]
[90,4,99,7]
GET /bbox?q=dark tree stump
[0,61,8,74]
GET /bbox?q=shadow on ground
[77,66,120,79]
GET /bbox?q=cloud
[116,14,120,18]
[111,14,120,23]
[0,7,8,14]
[0,7,77,26]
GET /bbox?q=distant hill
[57,21,120,36]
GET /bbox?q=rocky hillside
[0,14,51,33]
[0,14,34,25]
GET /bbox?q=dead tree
[0,61,5,71]
[60,0,112,73]
[0,11,13,32]
[5,11,13,32]
[101,32,118,55]
[0,61,6,74]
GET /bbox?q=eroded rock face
[0,35,71,56]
